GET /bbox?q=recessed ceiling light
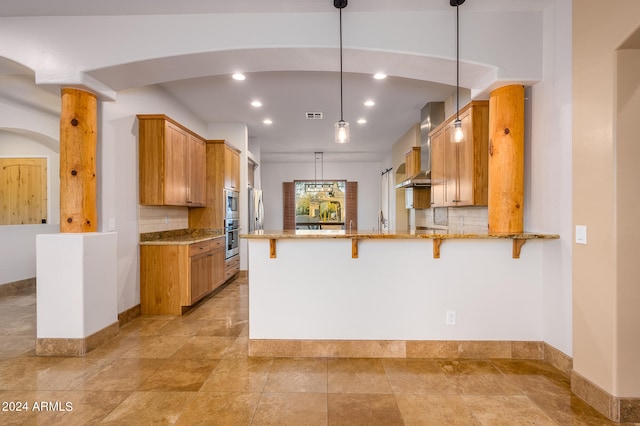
[251,100,262,107]
[263,119,273,125]
[357,118,367,124]
[364,100,375,107]
[232,73,246,81]
[373,73,387,80]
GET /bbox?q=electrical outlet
[446,310,456,326]
[108,218,116,231]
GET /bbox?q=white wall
[100,86,208,312]
[0,77,61,286]
[528,0,573,356]
[261,160,382,232]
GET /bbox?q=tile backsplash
[415,206,488,231]
[138,205,189,233]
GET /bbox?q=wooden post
[488,85,525,234]
[60,88,97,233]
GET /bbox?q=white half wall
[249,238,544,341]
[36,232,117,338]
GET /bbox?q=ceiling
[1,0,552,163]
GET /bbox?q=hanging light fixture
[451,0,465,143]
[334,0,349,144]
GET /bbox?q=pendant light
[334,0,349,144]
[451,0,465,143]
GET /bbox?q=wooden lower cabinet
[140,236,225,315]
[225,255,240,281]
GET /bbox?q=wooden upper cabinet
[429,101,489,208]
[405,146,421,178]
[430,127,445,206]
[187,133,206,206]
[138,115,206,207]
[224,144,240,191]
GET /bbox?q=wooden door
[165,122,188,205]
[0,158,47,225]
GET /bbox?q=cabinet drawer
[211,236,224,248]
[225,256,240,280]
[189,240,213,256]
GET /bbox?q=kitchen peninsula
[242,229,559,358]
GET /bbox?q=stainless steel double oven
[224,189,239,259]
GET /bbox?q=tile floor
[0,277,636,425]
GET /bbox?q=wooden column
[488,85,525,234]
[60,88,97,233]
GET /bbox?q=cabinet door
[430,128,445,207]
[212,246,225,290]
[456,110,475,206]
[190,251,212,304]
[188,133,206,206]
[224,145,240,190]
[164,122,189,205]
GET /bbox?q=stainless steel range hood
[396,102,444,188]
[396,170,431,188]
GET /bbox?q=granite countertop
[139,229,224,245]
[240,229,559,240]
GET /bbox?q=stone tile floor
[0,277,635,425]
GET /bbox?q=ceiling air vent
[305,112,323,119]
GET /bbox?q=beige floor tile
[118,317,175,336]
[83,334,146,359]
[263,358,328,393]
[0,389,130,425]
[528,392,628,425]
[137,358,220,391]
[462,394,558,425]
[176,392,261,425]
[195,319,248,337]
[252,392,328,426]
[0,336,36,358]
[327,393,403,426]
[170,336,236,359]
[156,318,211,336]
[11,357,115,391]
[0,356,65,390]
[223,336,250,359]
[101,391,195,425]
[437,359,523,395]
[395,394,481,426]
[74,358,165,391]
[491,359,572,396]
[328,358,392,394]
[382,359,457,395]
[200,357,274,392]
[118,335,190,359]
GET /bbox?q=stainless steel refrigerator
[248,187,264,232]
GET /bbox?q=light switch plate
[575,225,587,244]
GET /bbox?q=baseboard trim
[543,342,573,377]
[118,304,141,327]
[248,339,545,359]
[571,370,640,423]
[36,321,119,356]
[0,278,35,296]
